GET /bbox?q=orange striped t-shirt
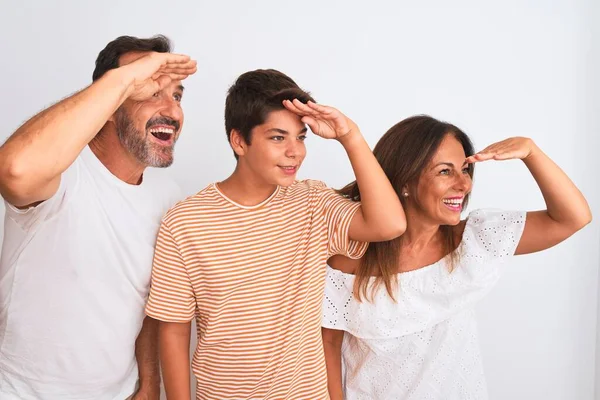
[145,179,367,400]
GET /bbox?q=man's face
[113,51,185,168]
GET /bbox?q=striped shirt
[145,180,367,400]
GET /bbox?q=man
[0,35,196,399]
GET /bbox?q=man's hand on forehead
[118,52,197,102]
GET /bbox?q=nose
[454,171,472,192]
[285,138,304,159]
[159,95,183,125]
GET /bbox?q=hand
[282,99,358,141]
[118,52,197,102]
[465,137,538,163]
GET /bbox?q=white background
[0,1,598,399]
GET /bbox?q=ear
[230,129,248,157]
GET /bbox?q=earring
[403,192,409,197]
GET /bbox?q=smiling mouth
[442,197,464,211]
[279,165,298,175]
[149,126,176,143]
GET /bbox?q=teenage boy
[145,69,406,399]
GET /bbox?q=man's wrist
[101,68,136,99]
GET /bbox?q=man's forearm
[135,317,161,397]
[0,69,134,204]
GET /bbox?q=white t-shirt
[0,145,182,400]
[322,209,527,400]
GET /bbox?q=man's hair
[92,35,172,81]
[224,69,314,159]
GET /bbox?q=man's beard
[114,108,178,168]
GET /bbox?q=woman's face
[405,134,473,226]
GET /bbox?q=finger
[151,70,195,83]
[306,101,335,115]
[475,144,500,155]
[160,68,197,80]
[292,99,320,116]
[162,60,197,70]
[157,52,192,64]
[283,99,308,116]
[158,62,197,74]
[301,116,319,133]
[165,73,193,81]
[467,152,496,163]
[492,151,517,161]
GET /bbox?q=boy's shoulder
[285,179,329,194]
[161,183,221,223]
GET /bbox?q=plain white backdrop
[0,1,598,399]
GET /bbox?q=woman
[322,115,591,399]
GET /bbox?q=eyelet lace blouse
[322,209,526,400]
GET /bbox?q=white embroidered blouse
[322,209,527,400]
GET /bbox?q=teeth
[149,127,174,134]
[443,198,463,205]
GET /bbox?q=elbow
[0,156,37,205]
[576,208,593,230]
[562,208,592,235]
[375,219,406,242]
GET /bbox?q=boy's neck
[217,166,279,207]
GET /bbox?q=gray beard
[114,109,175,168]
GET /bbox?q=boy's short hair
[224,69,314,159]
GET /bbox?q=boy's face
[239,109,308,187]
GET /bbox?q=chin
[438,214,462,226]
[276,177,297,187]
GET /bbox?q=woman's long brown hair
[338,115,475,301]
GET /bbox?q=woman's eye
[440,169,450,175]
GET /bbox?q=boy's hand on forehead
[283,99,358,141]
[119,52,198,101]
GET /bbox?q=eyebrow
[265,127,308,135]
[177,85,185,92]
[434,161,468,168]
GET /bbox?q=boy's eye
[271,136,284,141]
[174,93,182,102]
[462,167,470,174]
[298,135,307,141]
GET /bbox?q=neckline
[330,213,476,279]
[82,145,146,190]
[212,183,281,210]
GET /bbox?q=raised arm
[0,52,196,207]
[466,137,591,255]
[283,99,406,242]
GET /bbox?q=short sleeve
[145,220,195,322]
[310,181,368,259]
[4,157,80,232]
[463,209,527,259]
[322,266,353,331]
